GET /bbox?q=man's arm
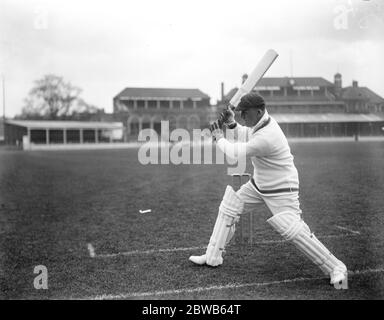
[216,135,270,160]
[229,122,249,143]
[210,121,269,159]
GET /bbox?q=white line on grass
[88,233,358,259]
[336,225,361,235]
[87,267,384,300]
[95,246,206,258]
[87,243,96,258]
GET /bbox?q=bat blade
[229,49,278,110]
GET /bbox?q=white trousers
[237,180,302,216]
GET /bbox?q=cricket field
[0,140,383,299]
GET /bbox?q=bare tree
[20,74,100,119]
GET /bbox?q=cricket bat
[203,49,278,137]
[228,49,279,110]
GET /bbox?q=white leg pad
[267,211,346,276]
[205,186,244,266]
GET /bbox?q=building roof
[255,77,334,87]
[115,87,210,100]
[224,77,334,102]
[6,120,123,129]
[272,113,384,123]
[342,86,384,103]
[268,101,344,106]
[262,96,339,103]
[224,89,338,105]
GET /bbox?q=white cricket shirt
[217,110,299,191]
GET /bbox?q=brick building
[222,73,384,137]
[113,87,214,140]
[113,73,384,140]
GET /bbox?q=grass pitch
[0,141,383,299]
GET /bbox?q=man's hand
[209,121,224,141]
[219,108,236,129]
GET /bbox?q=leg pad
[205,186,244,266]
[267,211,347,278]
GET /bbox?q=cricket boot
[189,254,207,265]
[330,264,348,286]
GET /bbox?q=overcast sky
[0,0,383,117]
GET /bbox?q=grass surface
[0,141,383,299]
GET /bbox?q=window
[49,130,64,144]
[67,130,80,143]
[137,100,145,108]
[83,130,96,143]
[30,130,47,144]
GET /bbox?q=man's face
[240,108,264,127]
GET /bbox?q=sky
[0,0,383,117]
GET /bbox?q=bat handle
[227,104,235,111]
[201,131,212,138]
[200,104,236,137]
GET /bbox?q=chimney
[352,80,358,88]
[334,73,342,97]
[221,82,225,102]
[242,74,248,84]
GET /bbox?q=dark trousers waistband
[251,178,299,194]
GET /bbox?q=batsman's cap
[235,92,265,112]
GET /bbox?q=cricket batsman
[189,92,347,287]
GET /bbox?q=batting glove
[219,108,237,129]
[209,121,224,141]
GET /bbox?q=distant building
[113,87,214,140]
[4,120,124,149]
[339,79,384,113]
[113,74,384,140]
[222,73,384,137]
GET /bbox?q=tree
[19,74,100,120]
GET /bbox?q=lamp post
[2,74,5,121]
